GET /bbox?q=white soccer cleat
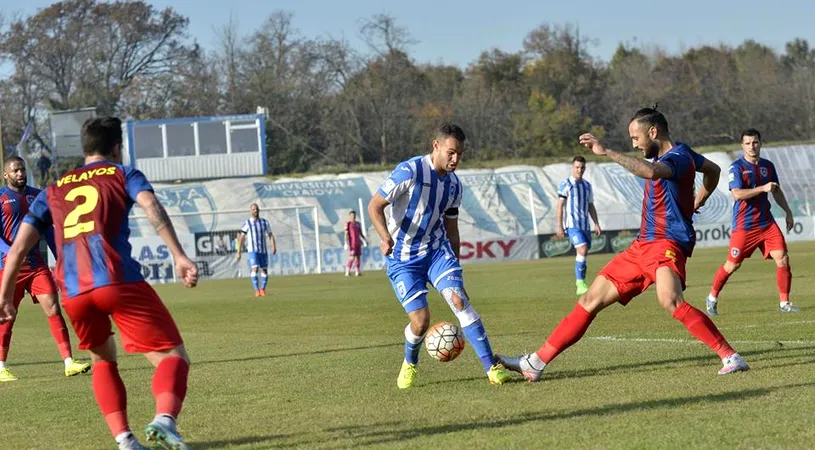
[706,295,718,317]
[718,353,749,375]
[780,302,801,313]
[117,433,148,450]
[495,353,545,382]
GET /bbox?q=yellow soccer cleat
[576,280,589,296]
[487,363,512,385]
[65,360,91,377]
[396,360,417,389]
[0,367,19,382]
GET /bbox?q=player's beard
[642,139,660,159]
[8,178,25,190]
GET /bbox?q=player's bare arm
[694,158,721,211]
[235,233,245,260]
[0,222,41,323]
[771,187,795,232]
[368,193,393,256]
[578,133,673,179]
[589,203,602,235]
[136,190,198,287]
[556,197,566,237]
[268,232,277,255]
[444,216,461,258]
[731,182,778,201]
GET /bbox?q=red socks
[777,266,792,302]
[672,302,733,359]
[92,361,129,437]
[710,266,732,297]
[152,356,190,419]
[535,304,595,364]
[0,321,11,361]
[47,314,73,359]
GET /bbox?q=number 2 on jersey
[63,185,100,238]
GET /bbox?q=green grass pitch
[2,242,815,449]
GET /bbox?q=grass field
[2,242,815,449]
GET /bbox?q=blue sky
[2,0,815,68]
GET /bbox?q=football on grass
[425,321,465,362]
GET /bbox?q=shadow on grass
[316,381,815,448]
[193,432,297,449]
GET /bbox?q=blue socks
[260,273,268,289]
[404,325,424,365]
[462,320,495,372]
[575,254,587,281]
[251,272,259,291]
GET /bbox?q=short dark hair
[572,156,586,164]
[349,210,356,215]
[631,104,669,134]
[436,123,466,143]
[81,116,123,157]
[741,128,762,142]
[4,155,24,169]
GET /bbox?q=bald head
[3,156,27,190]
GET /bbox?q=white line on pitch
[719,320,815,330]
[591,336,815,346]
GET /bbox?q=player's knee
[657,291,683,314]
[409,310,430,335]
[724,261,740,272]
[441,287,469,312]
[778,254,789,268]
[250,268,258,275]
[576,246,588,257]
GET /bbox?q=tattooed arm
[136,191,188,259]
[578,133,673,180]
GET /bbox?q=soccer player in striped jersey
[368,123,511,389]
[498,107,749,382]
[557,156,602,295]
[706,129,799,315]
[0,156,90,382]
[0,117,198,450]
[344,210,368,277]
[236,204,276,297]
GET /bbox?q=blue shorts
[567,228,591,250]
[248,252,268,269]
[386,242,463,313]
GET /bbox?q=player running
[235,203,276,297]
[556,156,602,295]
[0,156,90,382]
[497,107,749,382]
[368,123,511,389]
[344,210,368,277]
[0,117,198,450]
[706,128,800,315]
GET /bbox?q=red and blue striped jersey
[637,143,700,255]
[24,161,152,298]
[728,157,778,232]
[0,185,51,270]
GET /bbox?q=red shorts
[61,281,183,353]
[598,239,688,305]
[349,246,362,257]
[728,222,786,263]
[0,267,58,307]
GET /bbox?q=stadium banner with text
[183,233,539,279]
[693,216,815,248]
[537,229,638,258]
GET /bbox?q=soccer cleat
[145,419,190,450]
[0,367,18,382]
[117,433,149,450]
[780,302,801,313]
[259,289,267,297]
[496,353,545,382]
[718,353,749,375]
[706,295,718,317]
[576,280,589,296]
[254,290,261,297]
[487,364,512,385]
[396,360,418,389]
[65,360,91,377]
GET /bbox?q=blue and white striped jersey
[557,176,594,231]
[377,155,462,262]
[240,218,273,254]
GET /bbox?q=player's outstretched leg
[36,292,91,376]
[497,276,619,382]
[657,267,749,375]
[440,287,511,385]
[144,346,191,450]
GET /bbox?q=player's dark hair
[572,156,586,164]
[436,123,466,143]
[631,103,669,134]
[349,210,356,215]
[81,116,122,157]
[740,128,762,142]
[4,155,25,168]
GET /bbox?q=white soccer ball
[425,321,465,362]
